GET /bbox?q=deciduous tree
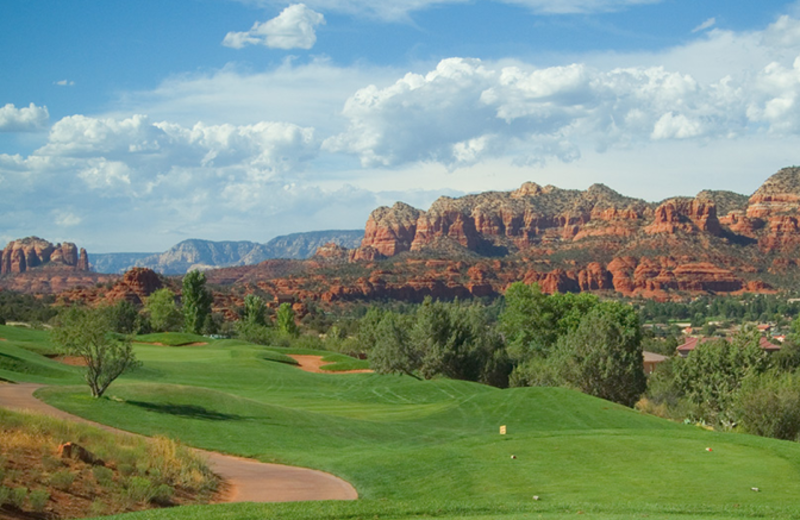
[182,271,213,334]
[51,307,141,398]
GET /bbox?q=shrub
[49,469,76,491]
[29,489,49,512]
[150,483,174,505]
[93,466,114,487]
[736,372,800,441]
[9,486,27,508]
[0,486,10,507]
[125,476,153,504]
[118,463,136,476]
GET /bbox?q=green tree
[551,301,646,407]
[242,294,267,326]
[182,271,213,334]
[735,371,800,440]
[673,328,768,425]
[51,307,141,398]
[145,289,182,332]
[276,302,299,337]
[369,312,417,377]
[101,300,141,334]
[499,282,598,362]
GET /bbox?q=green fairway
[3,324,800,519]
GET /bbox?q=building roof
[676,336,781,354]
[643,351,669,363]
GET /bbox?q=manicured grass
[0,323,60,356]
[134,332,209,346]
[5,335,800,519]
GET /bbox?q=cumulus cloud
[54,79,75,87]
[223,4,325,49]
[324,58,736,167]
[325,15,800,169]
[0,103,49,132]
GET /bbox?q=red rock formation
[104,268,163,306]
[359,202,421,256]
[1,237,89,275]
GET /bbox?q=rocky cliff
[90,231,365,275]
[1,237,89,275]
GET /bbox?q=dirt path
[0,383,358,503]
[289,355,373,374]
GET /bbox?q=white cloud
[236,0,661,20]
[692,17,716,33]
[324,58,743,167]
[54,79,75,87]
[497,0,660,15]
[53,211,82,227]
[0,103,49,132]
[223,4,325,49]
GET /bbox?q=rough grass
[0,407,218,518]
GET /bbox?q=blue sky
[2,0,800,253]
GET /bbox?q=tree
[182,271,213,335]
[735,371,800,440]
[369,312,417,377]
[101,300,141,334]
[276,302,299,337]
[499,282,598,362]
[673,328,768,425]
[242,294,267,326]
[51,307,141,398]
[551,301,646,407]
[145,289,182,332]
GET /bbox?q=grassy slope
[4,326,800,519]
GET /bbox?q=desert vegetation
[0,407,217,519]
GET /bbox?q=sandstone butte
[7,167,800,309]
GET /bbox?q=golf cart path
[0,383,358,503]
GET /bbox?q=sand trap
[0,383,358,504]
[289,355,373,374]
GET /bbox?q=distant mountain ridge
[91,230,364,274]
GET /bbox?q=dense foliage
[182,271,214,334]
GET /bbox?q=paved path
[0,383,358,503]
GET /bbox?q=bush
[0,486,10,507]
[9,486,27,508]
[736,372,800,441]
[29,489,49,512]
[49,469,76,491]
[125,476,153,504]
[93,465,114,487]
[150,483,174,505]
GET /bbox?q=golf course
[3,324,800,520]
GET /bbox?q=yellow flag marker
[500,425,507,435]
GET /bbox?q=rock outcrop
[1,237,89,275]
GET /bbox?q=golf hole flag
[500,425,507,435]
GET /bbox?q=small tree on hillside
[276,303,299,337]
[182,271,213,334]
[51,306,141,398]
[145,288,182,332]
[242,294,267,326]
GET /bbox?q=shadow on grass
[127,400,244,421]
